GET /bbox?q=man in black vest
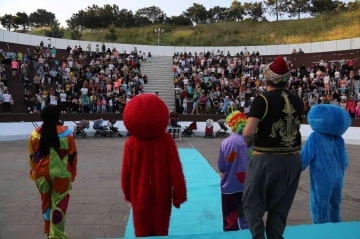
[242,56,304,239]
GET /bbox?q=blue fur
[301,104,351,224]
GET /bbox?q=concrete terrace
[0,138,359,239]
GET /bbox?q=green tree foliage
[28,9,56,28]
[165,15,193,26]
[135,6,166,23]
[309,0,339,15]
[345,0,360,11]
[0,14,16,31]
[70,28,82,40]
[2,1,354,35]
[287,0,311,19]
[265,0,289,21]
[183,3,208,24]
[67,5,138,29]
[227,0,246,21]
[104,24,118,41]
[44,19,64,38]
[13,12,29,30]
[244,2,267,22]
[207,6,228,23]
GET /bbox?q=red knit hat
[264,56,290,84]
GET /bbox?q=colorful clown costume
[217,111,250,231]
[28,125,77,239]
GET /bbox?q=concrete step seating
[141,56,175,109]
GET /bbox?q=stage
[113,222,360,239]
[0,139,359,239]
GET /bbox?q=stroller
[182,121,197,137]
[73,120,90,138]
[108,120,123,137]
[204,119,215,138]
[93,119,110,137]
[216,119,230,138]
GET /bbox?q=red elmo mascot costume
[121,94,187,237]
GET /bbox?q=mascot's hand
[173,200,183,209]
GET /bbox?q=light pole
[155,28,164,46]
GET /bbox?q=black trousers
[3,102,10,113]
[243,154,302,239]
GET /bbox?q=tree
[336,1,347,12]
[134,15,152,26]
[183,3,208,24]
[116,9,136,28]
[70,28,82,40]
[0,14,16,31]
[44,19,64,38]
[346,0,360,11]
[13,12,29,30]
[207,6,228,23]
[67,5,139,29]
[66,10,89,30]
[309,0,339,15]
[135,6,166,23]
[287,0,311,19]
[165,15,193,26]
[28,9,56,28]
[104,24,117,41]
[227,0,246,21]
[244,2,266,21]
[265,0,288,21]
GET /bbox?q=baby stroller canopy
[78,120,90,129]
[206,119,214,128]
[93,119,103,129]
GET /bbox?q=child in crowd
[217,111,250,231]
[183,97,188,114]
[101,97,107,113]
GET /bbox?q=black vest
[253,89,304,153]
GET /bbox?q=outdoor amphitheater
[1,26,360,239]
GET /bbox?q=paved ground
[0,137,359,239]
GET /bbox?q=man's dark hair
[155,92,159,94]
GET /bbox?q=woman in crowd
[2,89,12,113]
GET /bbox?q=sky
[0,0,354,27]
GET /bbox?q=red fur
[121,94,187,237]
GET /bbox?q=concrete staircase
[141,56,175,110]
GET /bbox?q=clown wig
[226,111,247,134]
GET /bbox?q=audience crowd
[0,42,149,114]
[172,49,360,118]
[1,43,360,120]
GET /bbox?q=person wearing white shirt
[108,99,113,113]
[2,90,12,113]
[60,90,67,113]
[183,78,189,87]
[335,70,340,80]
[80,86,88,96]
[323,74,330,94]
[49,93,58,105]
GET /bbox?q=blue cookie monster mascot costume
[301,104,351,224]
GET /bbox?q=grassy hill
[29,10,360,46]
